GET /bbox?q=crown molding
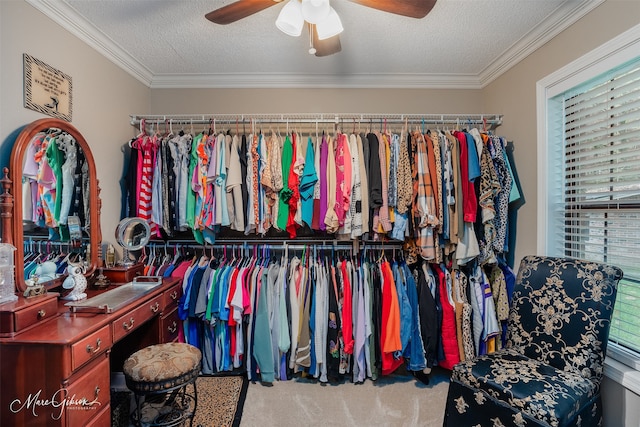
[29,0,602,90]
[478,0,604,87]
[25,0,154,86]
[150,73,484,89]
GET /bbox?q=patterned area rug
[193,375,248,427]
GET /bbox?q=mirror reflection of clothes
[22,130,88,238]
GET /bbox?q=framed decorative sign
[23,54,72,121]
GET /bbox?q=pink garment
[340,261,354,354]
[241,266,252,315]
[170,260,192,280]
[134,135,144,217]
[286,133,300,238]
[334,133,352,227]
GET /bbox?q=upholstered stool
[123,342,201,427]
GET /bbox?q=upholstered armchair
[443,255,623,427]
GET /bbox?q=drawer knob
[150,302,160,313]
[122,317,135,330]
[86,338,102,354]
[83,386,101,407]
[170,290,178,300]
[168,321,177,334]
[37,309,46,319]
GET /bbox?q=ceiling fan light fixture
[300,0,330,24]
[276,0,304,37]
[316,7,343,40]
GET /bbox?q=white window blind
[552,58,640,354]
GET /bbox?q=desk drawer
[112,295,162,342]
[85,403,111,427]
[14,297,58,332]
[71,325,112,371]
[160,307,180,343]
[65,356,110,427]
[162,282,182,311]
[102,263,144,284]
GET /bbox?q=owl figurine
[61,263,88,301]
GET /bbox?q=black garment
[69,145,87,228]
[360,131,370,189]
[240,134,249,229]
[367,133,382,209]
[187,263,206,318]
[162,138,176,237]
[432,264,445,365]
[326,261,341,380]
[122,139,139,218]
[367,133,382,236]
[371,262,383,374]
[414,264,438,369]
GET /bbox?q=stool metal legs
[130,378,198,427]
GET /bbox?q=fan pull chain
[308,24,316,55]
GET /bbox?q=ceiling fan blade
[313,31,341,57]
[347,0,437,19]
[205,0,281,25]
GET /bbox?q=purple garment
[319,135,328,231]
[355,266,367,382]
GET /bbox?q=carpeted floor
[239,368,450,427]
[124,368,449,427]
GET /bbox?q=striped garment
[413,132,437,260]
[138,135,159,237]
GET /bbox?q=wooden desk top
[0,277,180,345]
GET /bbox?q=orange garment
[381,261,403,375]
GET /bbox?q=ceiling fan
[205,0,437,57]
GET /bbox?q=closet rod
[148,243,356,252]
[149,238,402,248]
[130,113,502,128]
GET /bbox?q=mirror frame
[9,118,101,293]
[116,217,151,252]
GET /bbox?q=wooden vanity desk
[0,118,185,426]
[0,277,183,426]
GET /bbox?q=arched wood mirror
[7,118,101,294]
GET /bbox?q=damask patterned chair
[443,256,623,427]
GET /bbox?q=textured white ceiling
[38,0,600,88]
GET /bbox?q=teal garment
[45,136,64,223]
[299,137,318,228]
[278,261,291,353]
[502,147,521,203]
[186,133,201,230]
[252,267,275,383]
[276,135,293,230]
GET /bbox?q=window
[538,23,640,362]
[550,59,640,354]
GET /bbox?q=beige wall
[482,0,640,267]
[150,88,483,116]
[0,0,150,247]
